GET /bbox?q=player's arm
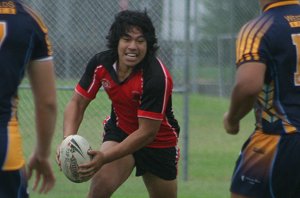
[79,117,161,177]
[224,62,266,134]
[63,92,91,138]
[56,92,91,168]
[26,59,57,193]
[103,117,160,162]
[27,59,57,158]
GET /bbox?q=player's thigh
[271,133,300,198]
[0,168,28,198]
[89,141,135,193]
[231,192,252,198]
[230,131,280,198]
[142,172,177,198]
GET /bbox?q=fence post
[183,0,191,181]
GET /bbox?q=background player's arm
[27,59,57,193]
[224,62,266,134]
[27,59,57,158]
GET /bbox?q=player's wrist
[225,112,239,125]
[63,133,76,140]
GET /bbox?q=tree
[199,0,259,37]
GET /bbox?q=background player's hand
[27,153,56,194]
[223,112,239,135]
[78,150,104,180]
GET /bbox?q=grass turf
[19,92,254,198]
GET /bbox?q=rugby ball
[60,135,92,183]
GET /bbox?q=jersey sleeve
[236,16,274,67]
[75,55,103,100]
[23,4,53,60]
[32,29,52,60]
[138,58,173,120]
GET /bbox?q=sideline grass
[20,93,254,198]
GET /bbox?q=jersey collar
[263,0,300,12]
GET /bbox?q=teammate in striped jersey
[0,0,57,197]
[224,0,300,197]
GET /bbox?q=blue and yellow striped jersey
[236,0,300,134]
[0,0,52,170]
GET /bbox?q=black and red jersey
[76,50,180,148]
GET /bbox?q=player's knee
[88,184,114,198]
[88,177,117,198]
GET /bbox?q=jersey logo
[131,91,140,102]
[0,1,16,14]
[101,79,111,89]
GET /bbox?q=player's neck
[116,63,133,82]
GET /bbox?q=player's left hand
[223,112,240,135]
[55,141,65,171]
[78,150,104,179]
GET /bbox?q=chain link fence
[18,0,260,182]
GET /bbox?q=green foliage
[199,0,260,36]
[195,0,260,71]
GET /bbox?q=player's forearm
[227,84,257,124]
[227,62,265,123]
[103,129,156,164]
[102,118,160,163]
[63,102,84,137]
[35,101,57,158]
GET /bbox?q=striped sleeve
[76,61,104,100]
[138,58,173,120]
[22,3,53,59]
[236,15,273,66]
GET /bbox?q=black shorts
[231,131,300,198]
[103,123,179,180]
[0,169,29,198]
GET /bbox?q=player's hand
[27,153,56,194]
[223,112,239,135]
[78,150,104,180]
[55,143,62,171]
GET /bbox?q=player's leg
[0,167,28,198]
[271,133,300,198]
[231,192,251,198]
[230,131,280,198]
[143,172,177,198]
[134,146,179,198]
[87,141,135,198]
[0,123,28,198]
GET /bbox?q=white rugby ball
[60,135,92,183]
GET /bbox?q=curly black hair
[106,10,159,57]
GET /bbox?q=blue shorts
[102,122,180,180]
[231,131,300,198]
[0,169,29,198]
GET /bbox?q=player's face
[118,27,147,68]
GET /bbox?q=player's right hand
[223,112,239,135]
[27,153,56,194]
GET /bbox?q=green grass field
[20,92,254,198]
